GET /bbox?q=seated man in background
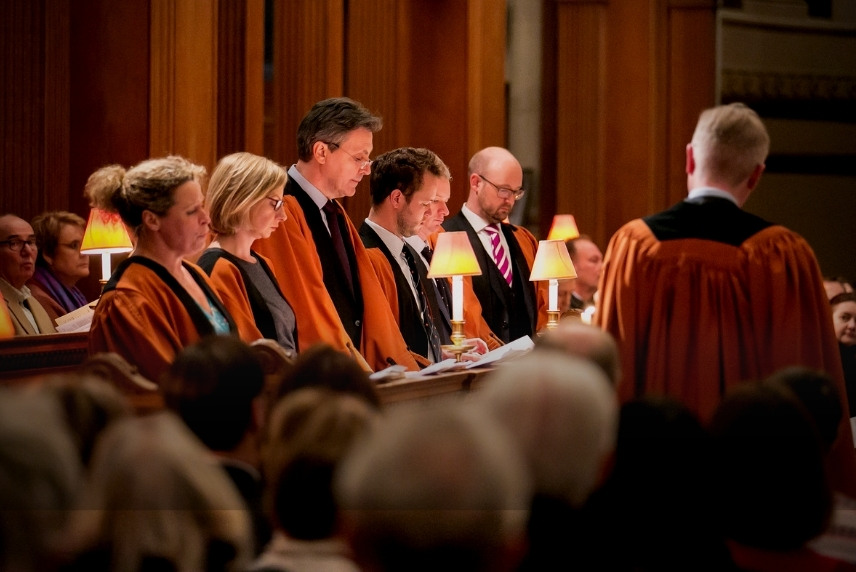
[0,214,56,335]
[564,234,603,312]
[824,275,854,300]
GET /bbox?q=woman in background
[87,155,237,383]
[28,211,90,323]
[198,152,297,352]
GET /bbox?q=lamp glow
[80,208,133,284]
[427,231,482,358]
[546,214,580,241]
[530,239,577,330]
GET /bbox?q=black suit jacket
[442,212,537,343]
[285,176,364,345]
[359,223,447,359]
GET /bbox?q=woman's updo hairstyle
[84,156,207,233]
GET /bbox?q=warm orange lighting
[427,231,482,351]
[530,239,578,330]
[546,214,580,241]
[80,208,133,283]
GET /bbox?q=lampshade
[80,208,133,254]
[427,231,482,278]
[546,214,580,241]
[529,240,577,281]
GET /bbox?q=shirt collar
[404,235,428,252]
[364,218,406,257]
[461,203,493,233]
[288,164,329,210]
[0,278,30,303]
[687,187,738,205]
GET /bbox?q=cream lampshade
[546,214,580,241]
[80,208,133,284]
[427,231,481,356]
[530,239,577,330]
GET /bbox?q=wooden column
[150,0,219,170]
[542,0,715,246]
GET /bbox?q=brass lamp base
[545,310,562,330]
[443,320,474,362]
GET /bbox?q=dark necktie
[322,200,354,293]
[421,245,453,317]
[402,245,443,362]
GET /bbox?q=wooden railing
[0,333,492,409]
[0,332,90,383]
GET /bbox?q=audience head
[263,387,377,540]
[476,352,617,507]
[535,321,622,387]
[277,343,381,409]
[161,335,265,452]
[206,152,287,240]
[466,147,525,225]
[85,155,208,252]
[830,292,856,347]
[0,387,83,572]
[296,97,382,200]
[564,234,602,300]
[709,382,830,551]
[368,147,451,238]
[336,400,531,572]
[689,103,769,193]
[31,211,89,285]
[0,214,38,288]
[42,373,132,467]
[67,411,252,571]
[764,366,843,455]
[824,275,853,300]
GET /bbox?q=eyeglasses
[477,173,526,200]
[58,240,82,251]
[325,141,373,171]
[0,238,38,252]
[266,196,284,211]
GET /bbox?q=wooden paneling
[217,0,266,157]
[150,0,218,170]
[0,0,70,219]
[69,0,150,215]
[542,0,715,247]
[267,0,345,168]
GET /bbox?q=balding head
[465,147,524,225]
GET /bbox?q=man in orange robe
[596,103,856,495]
[254,98,416,371]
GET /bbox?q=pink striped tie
[485,224,512,286]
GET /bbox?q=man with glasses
[443,147,545,343]
[255,97,418,371]
[0,214,56,334]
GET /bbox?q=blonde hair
[205,152,287,236]
[690,103,770,186]
[31,210,86,259]
[84,155,207,234]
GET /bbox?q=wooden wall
[541,0,716,247]
[2,0,715,254]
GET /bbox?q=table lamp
[80,208,133,284]
[530,239,577,330]
[427,231,482,360]
[546,214,580,241]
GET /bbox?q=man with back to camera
[254,97,417,371]
[595,102,856,496]
[442,147,546,343]
[0,214,56,335]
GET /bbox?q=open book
[55,300,98,333]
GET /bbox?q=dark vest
[442,212,537,343]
